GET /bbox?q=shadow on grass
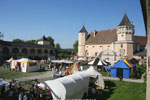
[85,80,116,100]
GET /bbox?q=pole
[146,15,150,100]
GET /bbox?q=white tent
[78,57,86,61]
[11,58,38,72]
[6,58,13,63]
[38,73,89,100]
[88,58,109,66]
[51,60,73,64]
[38,66,104,100]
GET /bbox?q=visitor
[23,93,28,100]
[0,86,5,98]
[91,87,96,95]
[8,88,13,100]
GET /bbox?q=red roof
[134,36,147,46]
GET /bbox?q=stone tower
[115,14,135,59]
[78,25,88,57]
[37,35,50,45]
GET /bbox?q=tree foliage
[47,36,54,46]
[24,40,37,44]
[13,38,24,43]
[55,43,61,52]
[73,40,78,54]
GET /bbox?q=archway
[99,50,117,62]
[2,47,10,54]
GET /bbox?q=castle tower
[78,25,88,57]
[115,14,135,59]
[37,35,50,45]
[117,13,135,42]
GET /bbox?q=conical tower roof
[39,35,48,41]
[79,25,88,33]
[118,13,133,27]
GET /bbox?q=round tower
[117,13,135,42]
[78,25,88,57]
[115,14,135,59]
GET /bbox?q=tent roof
[112,60,131,69]
[51,60,73,64]
[14,58,37,62]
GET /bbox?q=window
[100,46,103,50]
[121,44,123,48]
[107,46,110,50]
[95,52,98,56]
[86,52,89,56]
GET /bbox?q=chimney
[93,30,97,37]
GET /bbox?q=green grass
[86,80,146,100]
[0,67,47,79]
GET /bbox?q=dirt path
[103,76,144,83]
[5,70,54,82]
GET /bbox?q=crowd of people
[0,79,53,100]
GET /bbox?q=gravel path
[103,76,144,83]
[4,70,54,82]
[4,71,144,83]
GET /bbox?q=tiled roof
[0,40,53,49]
[85,29,117,44]
[118,13,133,27]
[134,36,147,46]
[79,25,88,33]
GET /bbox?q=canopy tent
[6,58,13,63]
[110,59,134,78]
[77,57,86,61]
[38,66,104,100]
[11,58,38,72]
[88,58,109,66]
[38,72,90,100]
[83,66,105,89]
[65,63,80,75]
[51,60,73,64]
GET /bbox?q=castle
[78,14,146,62]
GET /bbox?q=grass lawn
[0,67,47,79]
[86,80,146,100]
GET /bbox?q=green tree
[55,43,61,52]
[13,38,24,43]
[73,40,78,54]
[25,40,37,44]
[47,36,54,46]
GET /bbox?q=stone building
[0,36,55,61]
[78,14,146,62]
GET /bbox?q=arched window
[37,49,42,54]
[50,50,53,54]
[44,49,48,54]
[30,49,35,54]
[2,47,10,54]
[22,48,28,54]
[12,48,19,53]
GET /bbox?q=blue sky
[0,0,145,48]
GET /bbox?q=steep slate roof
[134,36,147,46]
[118,13,133,27]
[85,29,117,44]
[0,40,53,49]
[79,25,88,33]
[38,36,48,41]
